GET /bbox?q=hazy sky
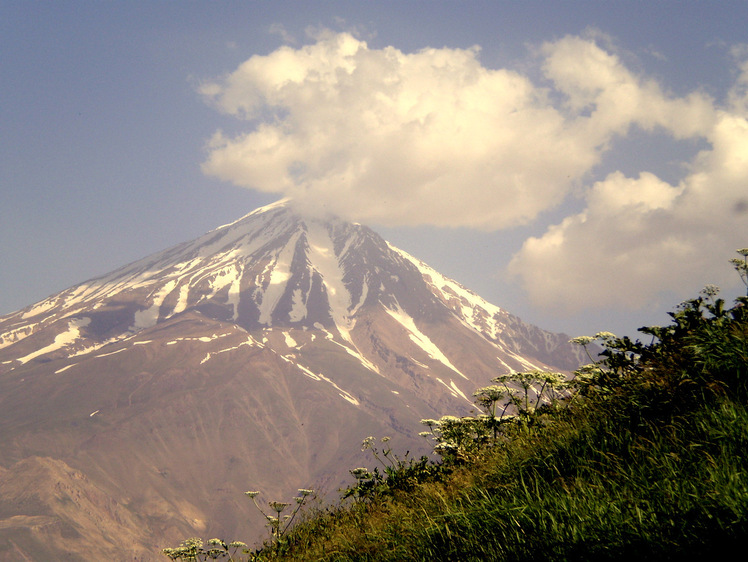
[3,1,748,339]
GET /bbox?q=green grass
[262,399,748,561]
[164,275,748,561]
[248,291,748,561]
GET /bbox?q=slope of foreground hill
[203,268,748,561]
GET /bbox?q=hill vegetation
[164,251,748,561]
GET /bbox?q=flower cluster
[162,537,248,561]
[350,467,371,480]
[244,488,315,541]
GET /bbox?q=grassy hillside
[164,253,748,561]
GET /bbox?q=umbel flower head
[569,336,595,346]
[701,284,720,297]
[268,501,290,514]
[350,467,371,480]
[361,436,375,450]
[245,491,260,498]
[594,331,617,340]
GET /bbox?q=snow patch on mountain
[95,348,128,358]
[200,335,263,364]
[289,288,307,322]
[435,377,473,405]
[21,299,57,320]
[278,354,361,406]
[505,349,544,371]
[388,244,507,340]
[497,356,515,372]
[306,220,355,341]
[283,331,298,348]
[317,371,360,406]
[0,323,39,350]
[258,230,301,325]
[316,326,380,374]
[209,264,243,321]
[17,317,91,364]
[384,302,467,379]
[132,280,178,330]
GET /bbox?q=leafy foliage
[164,249,748,561]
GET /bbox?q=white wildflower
[569,335,595,345]
[268,501,290,513]
[594,331,617,340]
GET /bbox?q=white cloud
[200,31,615,229]
[541,34,715,142]
[202,31,748,313]
[509,108,748,311]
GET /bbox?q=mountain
[0,200,585,560]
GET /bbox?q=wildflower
[700,284,720,297]
[434,441,458,452]
[418,431,433,438]
[268,501,290,513]
[381,436,391,443]
[575,364,602,377]
[350,467,371,479]
[245,491,260,498]
[473,384,505,400]
[361,436,375,450]
[420,418,440,428]
[297,488,314,496]
[594,331,617,340]
[737,248,748,257]
[228,541,247,548]
[569,336,595,345]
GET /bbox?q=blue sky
[2,1,748,338]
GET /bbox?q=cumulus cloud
[201,30,748,312]
[509,59,748,311]
[201,31,621,228]
[541,35,715,141]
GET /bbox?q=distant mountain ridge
[0,200,584,560]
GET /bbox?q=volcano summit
[0,200,583,560]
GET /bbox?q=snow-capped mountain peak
[1,199,584,375]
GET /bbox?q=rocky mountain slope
[0,200,584,560]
